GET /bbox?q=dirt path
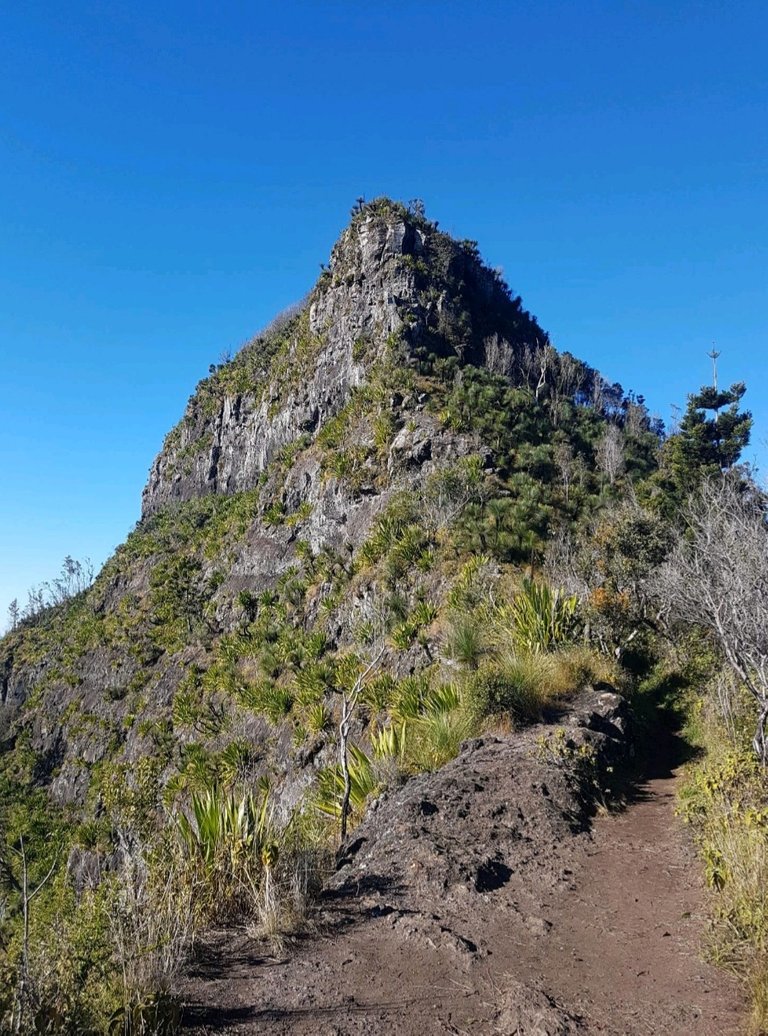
[508,737,745,1034]
[180,722,746,1035]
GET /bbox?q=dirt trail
[180,714,746,1036]
[508,735,745,1034]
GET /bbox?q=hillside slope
[0,198,696,1035]
[0,198,658,815]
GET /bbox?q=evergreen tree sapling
[668,382,752,491]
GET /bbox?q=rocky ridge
[0,197,658,829]
[142,202,544,515]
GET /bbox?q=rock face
[330,687,630,906]
[142,204,544,515]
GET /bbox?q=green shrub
[306,703,331,734]
[236,681,293,723]
[314,746,379,824]
[445,616,486,670]
[466,657,548,724]
[501,579,578,654]
[406,707,475,772]
[679,696,768,1032]
[447,555,494,611]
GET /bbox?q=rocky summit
[142,200,544,515]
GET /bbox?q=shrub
[314,746,379,824]
[107,836,195,1033]
[236,681,293,723]
[176,783,275,921]
[406,707,475,772]
[306,703,331,734]
[447,555,495,612]
[445,616,486,670]
[466,657,549,724]
[502,579,578,654]
[679,696,768,1031]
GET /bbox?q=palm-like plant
[176,782,277,918]
[504,579,578,654]
[314,746,379,822]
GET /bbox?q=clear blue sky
[1,0,767,625]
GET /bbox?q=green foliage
[465,657,549,724]
[447,555,495,611]
[445,616,486,670]
[306,703,331,734]
[357,495,420,567]
[502,579,579,654]
[314,746,380,823]
[668,382,752,489]
[374,679,476,773]
[360,672,397,711]
[679,693,768,1031]
[405,707,475,772]
[149,555,207,651]
[286,501,313,527]
[177,784,269,878]
[293,661,333,707]
[236,680,294,723]
[108,992,181,1036]
[391,600,438,650]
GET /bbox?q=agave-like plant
[390,672,434,723]
[314,746,379,821]
[408,707,475,772]
[376,680,469,767]
[176,783,274,893]
[504,579,578,654]
[371,723,406,760]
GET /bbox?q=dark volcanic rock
[328,688,630,947]
[142,208,544,516]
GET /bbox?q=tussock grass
[680,696,768,1034]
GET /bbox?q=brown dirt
[178,695,746,1035]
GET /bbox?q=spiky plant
[503,579,578,654]
[407,708,475,771]
[176,783,275,920]
[306,702,331,734]
[446,616,486,670]
[314,746,379,823]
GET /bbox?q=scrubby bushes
[679,685,768,1034]
[0,770,330,1034]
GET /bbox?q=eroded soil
[178,693,745,1035]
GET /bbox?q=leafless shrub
[656,477,768,759]
[484,334,515,377]
[257,297,308,341]
[109,834,197,1015]
[595,425,625,486]
[420,456,485,534]
[17,556,95,625]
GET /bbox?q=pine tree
[663,382,752,498]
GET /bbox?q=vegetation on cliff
[0,198,763,1033]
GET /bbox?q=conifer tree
[657,381,752,508]
[674,382,752,477]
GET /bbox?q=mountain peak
[142,199,546,516]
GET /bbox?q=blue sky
[1,0,767,624]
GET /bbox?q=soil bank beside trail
[180,697,746,1035]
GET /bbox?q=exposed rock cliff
[142,201,545,515]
